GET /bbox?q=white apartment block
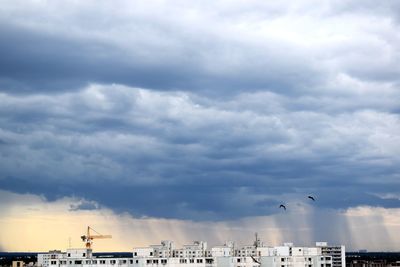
[37,250,65,267]
[38,241,341,267]
[315,242,345,267]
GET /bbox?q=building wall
[12,261,25,267]
[38,250,66,267]
[346,260,386,267]
[316,243,345,267]
[39,242,338,267]
[43,255,332,267]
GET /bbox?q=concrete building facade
[38,241,340,267]
[316,242,345,267]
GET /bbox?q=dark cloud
[0,1,399,221]
[0,85,399,220]
[305,189,400,210]
[69,200,100,211]
[1,1,399,99]
[0,23,192,93]
[0,139,8,145]
[0,12,323,96]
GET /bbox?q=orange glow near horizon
[1,190,400,252]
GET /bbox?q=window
[146,260,151,264]
[93,261,97,264]
[197,259,203,263]
[130,260,133,264]
[83,253,86,257]
[153,260,158,264]
[100,260,106,264]
[110,260,116,264]
[121,260,127,264]
[150,252,153,256]
[237,259,241,263]
[190,259,194,263]
[68,254,71,257]
[281,258,285,262]
[85,261,91,264]
[134,252,137,256]
[75,261,82,265]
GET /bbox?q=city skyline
[0,1,399,252]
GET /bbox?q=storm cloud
[0,0,399,223]
[1,1,400,95]
[0,84,399,220]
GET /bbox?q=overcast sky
[0,0,400,251]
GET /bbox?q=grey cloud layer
[1,0,400,95]
[0,85,399,220]
[0,0,400,220]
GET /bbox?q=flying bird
[279,204,286,210]
[308,195,315,201]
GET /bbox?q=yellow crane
[80,226,112,249]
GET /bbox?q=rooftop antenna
[251,233,261,265]
[254,232,259,248]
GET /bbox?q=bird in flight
[308,195,315,201]
[279,204,286,210]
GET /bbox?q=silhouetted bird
[308,195,315,201]
[279,204,286,210]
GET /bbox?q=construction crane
[80,226,112,249]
